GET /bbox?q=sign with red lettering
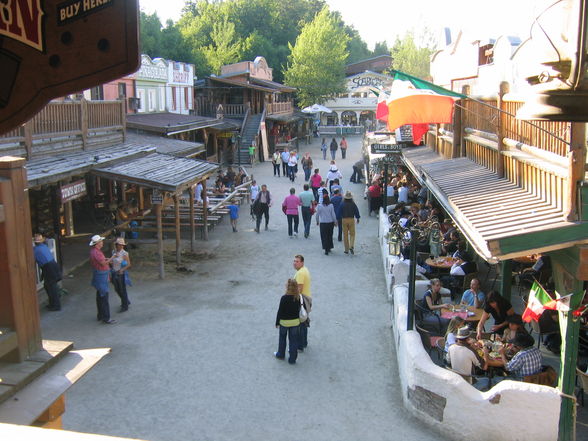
[0,0,139,135]
[60,179,87,203]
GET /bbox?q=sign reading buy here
[57,0,113,25]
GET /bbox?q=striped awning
[402,146,588,262]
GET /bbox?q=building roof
[126,113,233,135]
[265,111,310,123]
[206,76,276,93]
[402,146,588,262]
[126,133,205,157]
[249,78,296,92]
[26,142,156,188]
[92,153,219,194]
[345,55,393,75]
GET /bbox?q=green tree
[202,18,242,74]
[284,7,349,107]
[345,26,372,64]
[139,11,164,57]
[373,41,389,56]
[390,31,434,80]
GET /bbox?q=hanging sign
[371,143,402,154]
[0,0,140,135]
[60,179,87,203]
[151,189,163,205]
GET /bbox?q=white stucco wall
[378,210,561,441]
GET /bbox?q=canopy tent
[301,104,333,113]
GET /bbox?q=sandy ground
[40,135,444,441]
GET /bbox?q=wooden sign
[371,143,402,154]
[60,179,86,203]
[151,189,163,205]
[0,0,140,134]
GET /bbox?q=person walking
[282,187,301,237]
[89,234,115,324]
[326,161,343,192]
[287,150,298,182]
[340,136,348,159]
[110,237,131,312]
[228,204,240,232]
[339,191,361,255]
[274,279,302,364]
[309,168,322,201]
[329,137,338,160]
[272,150,281,177]
[33,233,62,311]
[253,184,272,233]
[280,148,290,177]
[301,152,313,181]
[249,180,260,220]
[321,138,328,160]
[293,254,311,350]
[316,194,337,255]
[248,142,256,165]
[330,188,343,242]
[299,184,315,238]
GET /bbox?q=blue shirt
[331,195,343,219]
[228,205,239,220]
[461,289,485,306]
[34,243,54,266]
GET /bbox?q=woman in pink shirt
[309,168,322,201]
[282,187,302,237]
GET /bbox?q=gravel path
[40,136,444,441]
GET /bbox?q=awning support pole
[156,203,164,279]
[189,186,195,252]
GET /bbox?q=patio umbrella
[301,104,333,113]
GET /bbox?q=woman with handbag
[316,194,337,255]
[110,237,132,312]
[275,279,303,365]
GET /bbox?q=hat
[506,314,524,326]
[455,327,471,340]
[344,191,353,199]
[329,165,338,171]
[89,234,105,246]
[33,233,45,243]
[509,332,535,348]
[115,237,127,246]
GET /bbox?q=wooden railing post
[460,85,470,157]
[80,99,88,150]
[121,99,126,142]
[496,81,510,178]
[565,122,586,221]
[23,120,33,159]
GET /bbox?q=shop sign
[217,132,234,138]
[348,75,389,90]
[371,143,402,154]
[172,71,190,84]
[0,0,45,51]
[57,0,114,26]
[60,180,87,203]
[151,189,163,205]
[380,155,403,165]
[137,65,167,81]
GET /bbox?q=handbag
[299,295,308,322]
[310,200,317,215]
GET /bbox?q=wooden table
[513,255,537,264]
[426,256,459,269]
[440,305,484,322]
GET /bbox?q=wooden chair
[530,320,558,350]
[414,300,444,336]
[524,365,557,387]
[415,324,444,362]
[435,337,448,365]
[577,368,588,406]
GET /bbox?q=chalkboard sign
[396,125,413,142]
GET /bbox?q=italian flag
[386,70,464,131]
[522,281,556,322]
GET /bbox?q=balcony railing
[266,102,293,115]
[0,100,126,159]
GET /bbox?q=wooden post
[499,259,512,302]
[121,99,126,142]
[121,183,127,203]
[156,203,164,279]
[80,98,88,150]
[0,157,42,361]
[565,122,586,221]
[189,186,195,252]
[460,85,470,158]
[496,81,510,178]
[548,247,587,441]
[174,195,181,266]
[23,120,33,159]
[202,179,209,241]
[138,187,144,210]
[452,100,462,159]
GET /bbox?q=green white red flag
[385,70,464,131]
[522,281,555,322]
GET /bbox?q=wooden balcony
[266,102,293,115]
[0,100,126,160]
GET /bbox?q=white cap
[89,234,105,246]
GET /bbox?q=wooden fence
[0,100,125,159]
[425,84,573,214]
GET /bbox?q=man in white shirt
[397,183,409,203]
[194,182,203,204]
[448,327,489,390]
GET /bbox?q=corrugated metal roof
[126,133,205,157]
[26,142,156,188]
[92,153,219,193]
[402,146,588,262]
[250,78,296,92]
[126,113,224,134]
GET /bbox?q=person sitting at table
[476,290,515,340]
[213,177,227,195]
[400,246,428,274]
[448,327,490,390]
[442,231,460,255]
[460,278,485,308]
[500,313,529,342]
[489,332,542,381]
[419,278,452,334]
[441,218,456,238]
[444,316,466,355]
[538,309,561,354]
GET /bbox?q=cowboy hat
[455,327,471,340]
[89,234,105,246]
[115,237,127,246]
[344,191,353,199]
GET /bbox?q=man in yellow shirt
[293,254,311,350]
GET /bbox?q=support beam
[189,186,195,252]
[156,204,164,280]
[496,81,510,178]
[202,180,209,241]
[566,122,586,221]
[500,259,512,302]
[174,195,181,266]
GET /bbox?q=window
[118,83,127,98]
[171,87,177,110]
[90,86,104,100]
[159,87,165,111]
[148,89,156,112]
[137,89,146,112]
